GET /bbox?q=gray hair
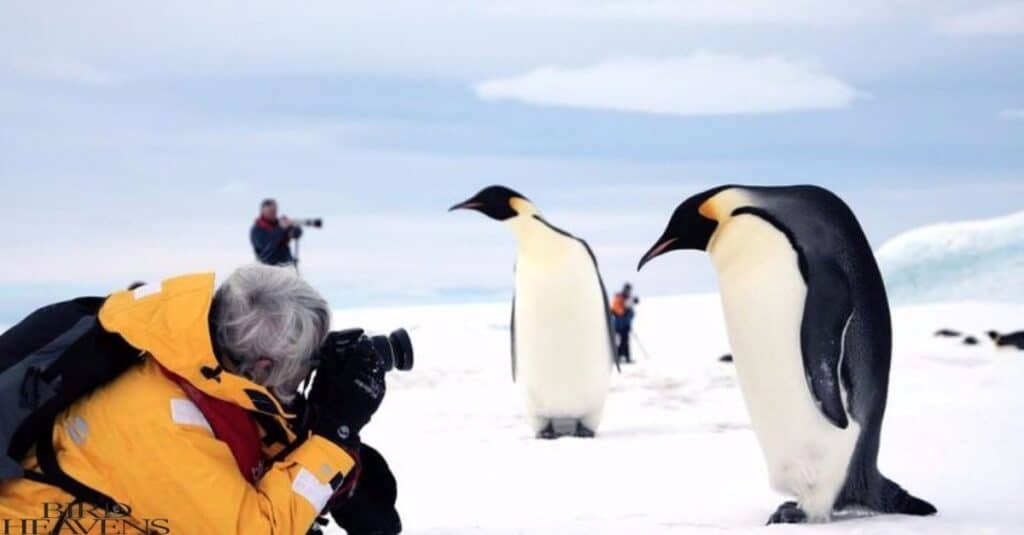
[212,264,330,402]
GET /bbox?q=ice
[877,210,1024,304]
[327,295,1024,533]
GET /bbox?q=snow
[330,295,1024,534]
[877,210,1024,304]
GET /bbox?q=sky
[1,1,1023,323]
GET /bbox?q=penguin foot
[536,423,558,440]
[767,502,807,525]
[573,422,596,438]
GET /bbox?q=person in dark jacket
[251,198,302,266]
[610,283,638,364]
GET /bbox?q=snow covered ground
[332,295,1024,534]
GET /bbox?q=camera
[320,328,414,372]
[291,218,323,228]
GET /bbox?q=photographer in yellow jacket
[0,264,401,534]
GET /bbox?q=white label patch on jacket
[66,416,89,446]
[292,468,332,512]
[170,399,212,433]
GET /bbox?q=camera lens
[388,328,414,371]
[368,329,413,372]
[369,335,395,371]
[367,329,413,372]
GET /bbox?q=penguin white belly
[710,215,860,519]
[513,244,612,429]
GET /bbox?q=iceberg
[877,210,1024,304]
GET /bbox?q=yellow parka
[0,273,356,534]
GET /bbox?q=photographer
[610,283,639,364]
[0,265,401,534]
[252,198,302,266]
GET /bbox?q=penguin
[637,184,936,523]
[450,185,616,439]
[988,330,1024,350]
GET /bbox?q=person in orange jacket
[610,283,638,364]
[0,264,399,534]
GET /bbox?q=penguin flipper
[800,258,852,429]
[578,240,619,372]
[510,295,517,382]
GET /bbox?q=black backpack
[0,296,142,512]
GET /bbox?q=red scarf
[160,367,265,483]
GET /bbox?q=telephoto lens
[318,328,414,373]
[293,218,323,228]
[369,329,414,372]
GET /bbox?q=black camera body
[322,328,414,373]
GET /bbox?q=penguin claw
[573,422,596,438]
[767,502,807,525]
[536,423,558,440]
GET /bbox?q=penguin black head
[449,185,530,221]
[637,185,740,270]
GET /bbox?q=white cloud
[0,1,982,81]
[474,54,859,117]
[482,0,898,24]
[1000,108,1024,120]
[937,2,1024,35]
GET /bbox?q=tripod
[631,329,652,360]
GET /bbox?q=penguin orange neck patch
[700,188,753,223]
[510,197,537,217]
[698,198,719,221]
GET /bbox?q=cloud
[0,1,985,81]
[482,0,897,25]
[937,2,1024,35]
[1000,108,1024,120]
[474,54,859,117]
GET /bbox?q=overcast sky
[1,1,1022,323]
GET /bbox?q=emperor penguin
[450,185,616,439]
[637,185,936,523]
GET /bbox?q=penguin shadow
[759,505,907,526]
[828,505,910,524]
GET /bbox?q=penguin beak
[449,200,483,212]
[637,237,679,271]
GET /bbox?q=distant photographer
[0,264,403,534]
[611,282,639,364]
[252,198,322,266]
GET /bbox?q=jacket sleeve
[250,225,290,264]
[143,426,357,535]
